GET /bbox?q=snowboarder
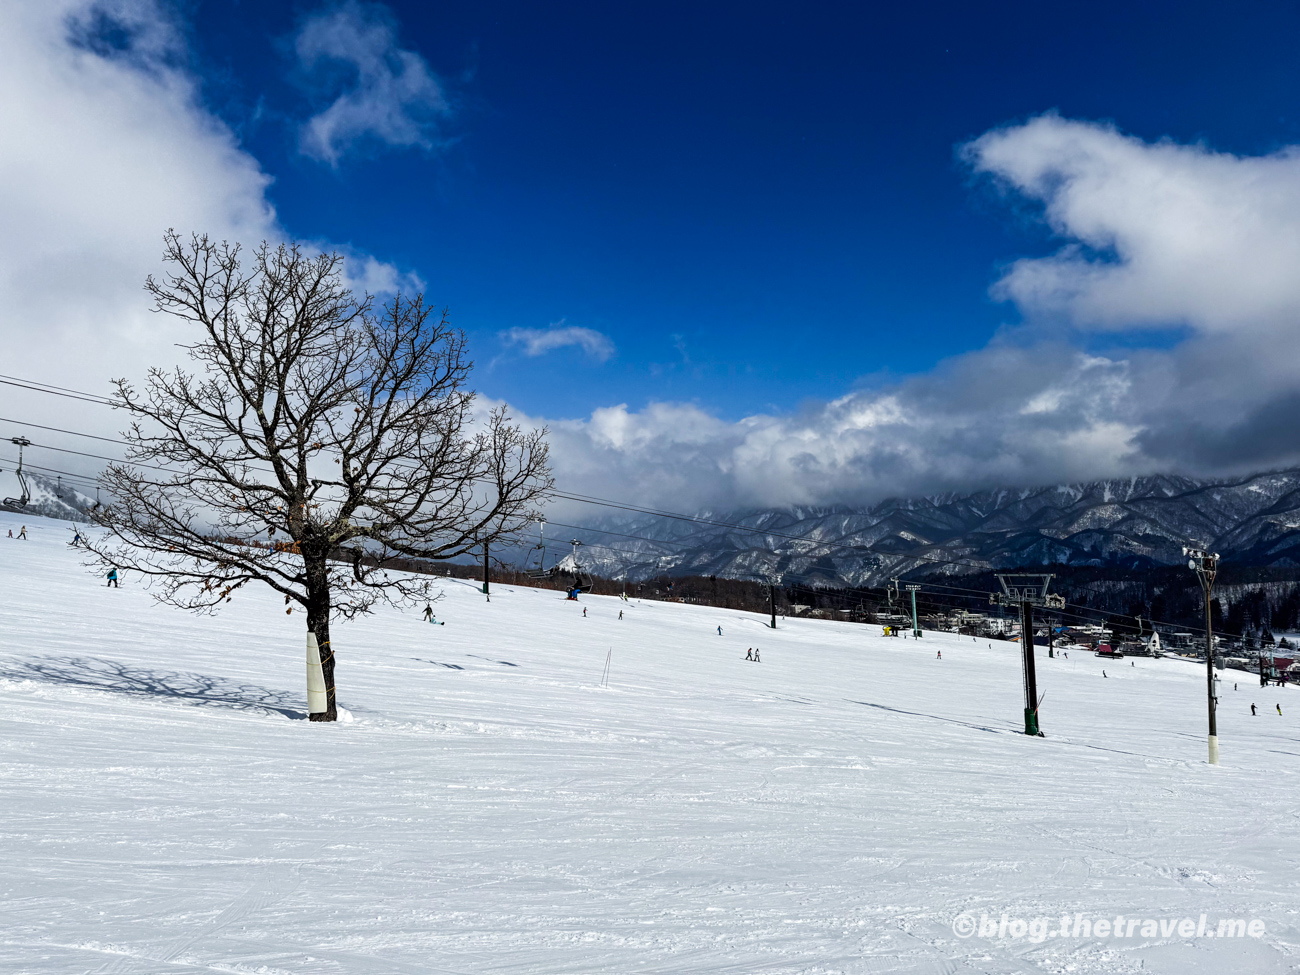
[754,649,761,663]
[1252,703,1257,715]
[106,567,118,588]
[17,525,27,539]
[745,648,753,661]
[422,603,434,623]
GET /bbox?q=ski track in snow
[1,512,1298,974]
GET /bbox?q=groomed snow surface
[2,511,1298,975]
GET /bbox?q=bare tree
[87,232,552,721]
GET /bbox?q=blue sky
[5,1,1300,510]
[178,0,1300,420]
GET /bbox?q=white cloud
[502,324,616,362]
[524,345,1141,513]
[4,15,1295,519]
[968,113,1300,337]
[295,1,449,165]
[525,115,1300,511]
[0,1,416,499]
[0,1,277,392]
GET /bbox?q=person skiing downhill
[717,625,723,636]
[1252,703,1257,715]
[71,527,82,547]
[936,651,942,659]
[106,567,118,588]
[583,607,587,617]
[422,603,433,623]
[1103,670,1108,678]
[618,610,623,620]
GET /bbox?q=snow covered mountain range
[558,470,1300,586]
[18,468,1300,588]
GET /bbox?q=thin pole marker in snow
[600,648,612,688]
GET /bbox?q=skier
[71,527,82,547]
[936,650,942,659]
[17,525,27,539]
[106,567,119,588]
[717,625,723,636]
[1235,683,1238,691]
[1251,703,1257,715]
[1103,670,1108,678]
[745,648,753,661]
[754,649,761,663]
[583,607,587,617]
[422,603,434,623]
[618,610,623,620]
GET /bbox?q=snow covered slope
[1,510,1298,974]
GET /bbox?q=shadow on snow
[0,655,306,719]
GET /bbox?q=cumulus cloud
[0,1,414,498]
[968,113,1300,337]
[527,346,1140,513]
[531,115,1300,511]
[0,1,276,392]
[502,324,616,362]
[295,1,449,165]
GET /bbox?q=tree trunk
[306,557,337,722]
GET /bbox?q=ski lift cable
[0,372,1277,639]
[0,373,998,573]
[0,439,1249,638]
[0,414,135,445]
[0,435,180,474]
[0,374,115,406]
[0,455,105,487]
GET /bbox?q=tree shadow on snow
[0,655,306,719]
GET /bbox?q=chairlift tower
[905,583,922,638]
[1184,547,1220,765]
[993,573,1055,736]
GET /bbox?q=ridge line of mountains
[19,468,1300,589]
[564,469,1300,587]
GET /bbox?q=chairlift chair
[524,517,552,579]
[3,437,32,509]
[553,538,595,593]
